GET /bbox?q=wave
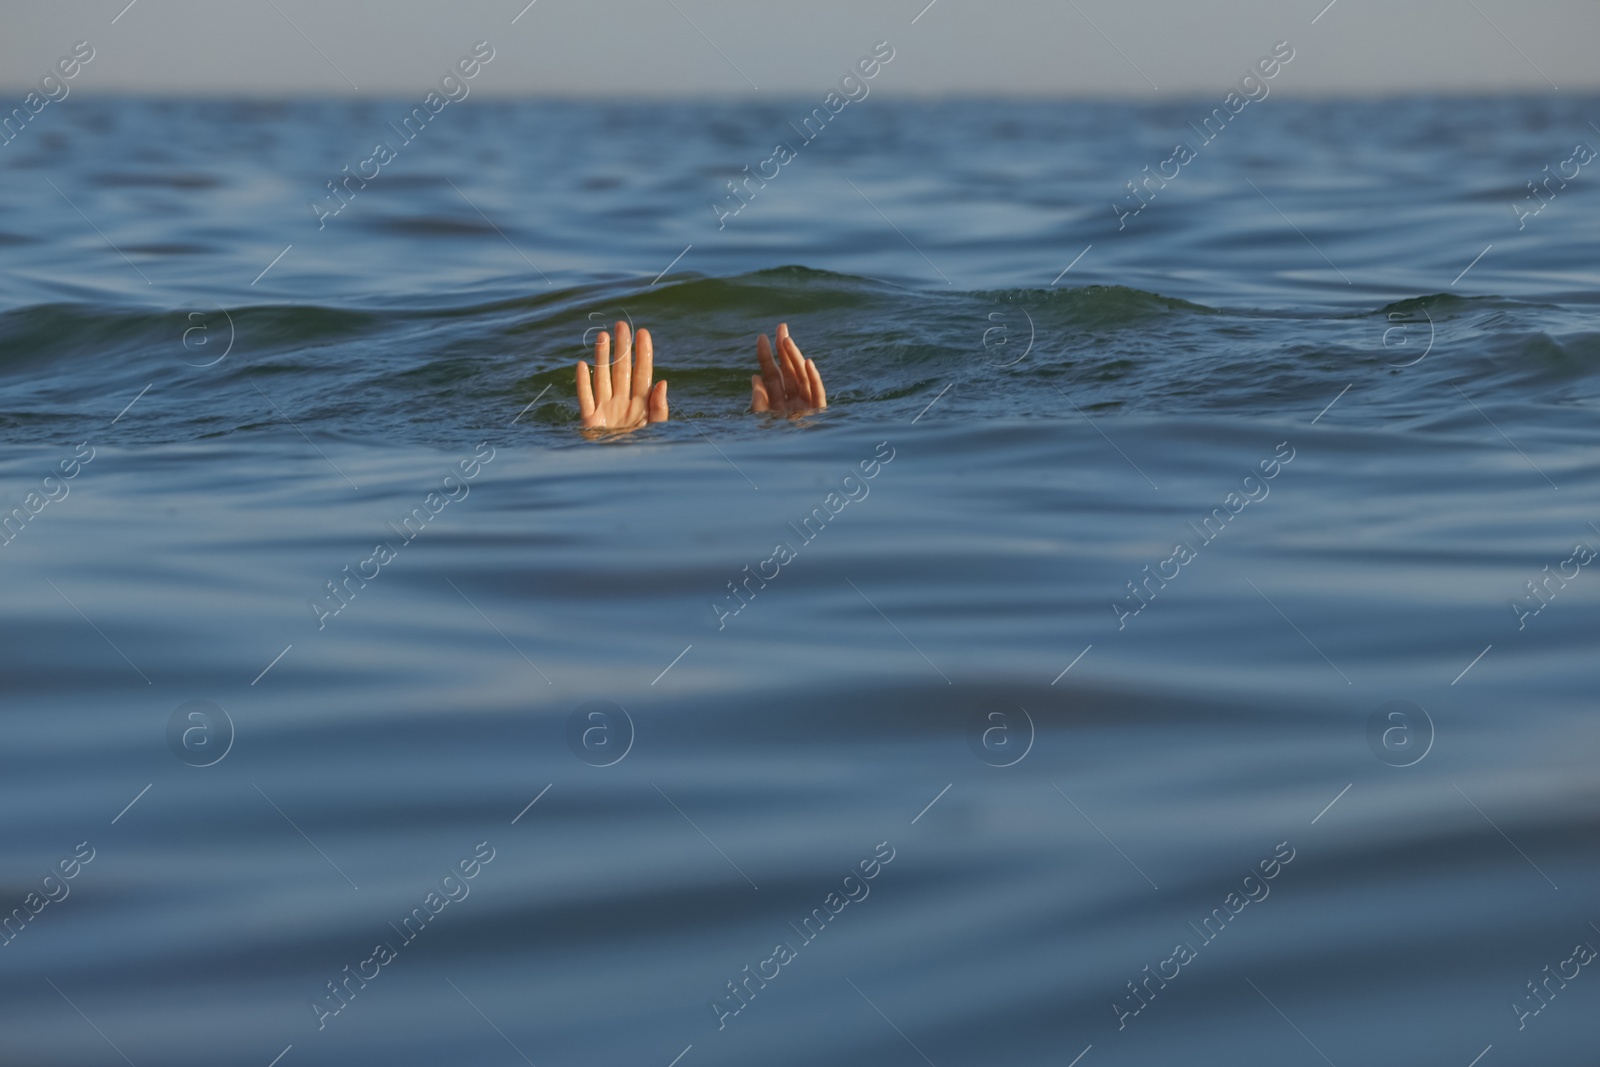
[0,268,1592,445]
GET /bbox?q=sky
[0,0,1594,98]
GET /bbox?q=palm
[751,323,826,415]
[577,321,667,431]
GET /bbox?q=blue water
[2,95,1599,1066]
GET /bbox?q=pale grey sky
[1,0,1593,97]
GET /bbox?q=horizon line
[2,86,1594,102]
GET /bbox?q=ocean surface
[2,95,1599,1066]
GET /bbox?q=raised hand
[577,321,668,431]
[751,323,826,416]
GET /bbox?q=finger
[594,331,612,403]
[779,327,802,362]
[779,335,809,405]
[806,358,826,409]
[756,333,787,404]
[577,362,596,421]
[751,373,770,413]
[773,325,795,403]
[633,327,653,399]
[612,320,632,398]
[648,380,668,423]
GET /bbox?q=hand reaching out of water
[569,320,823,431]
[577,321,667,431]
[752,323,826,416]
